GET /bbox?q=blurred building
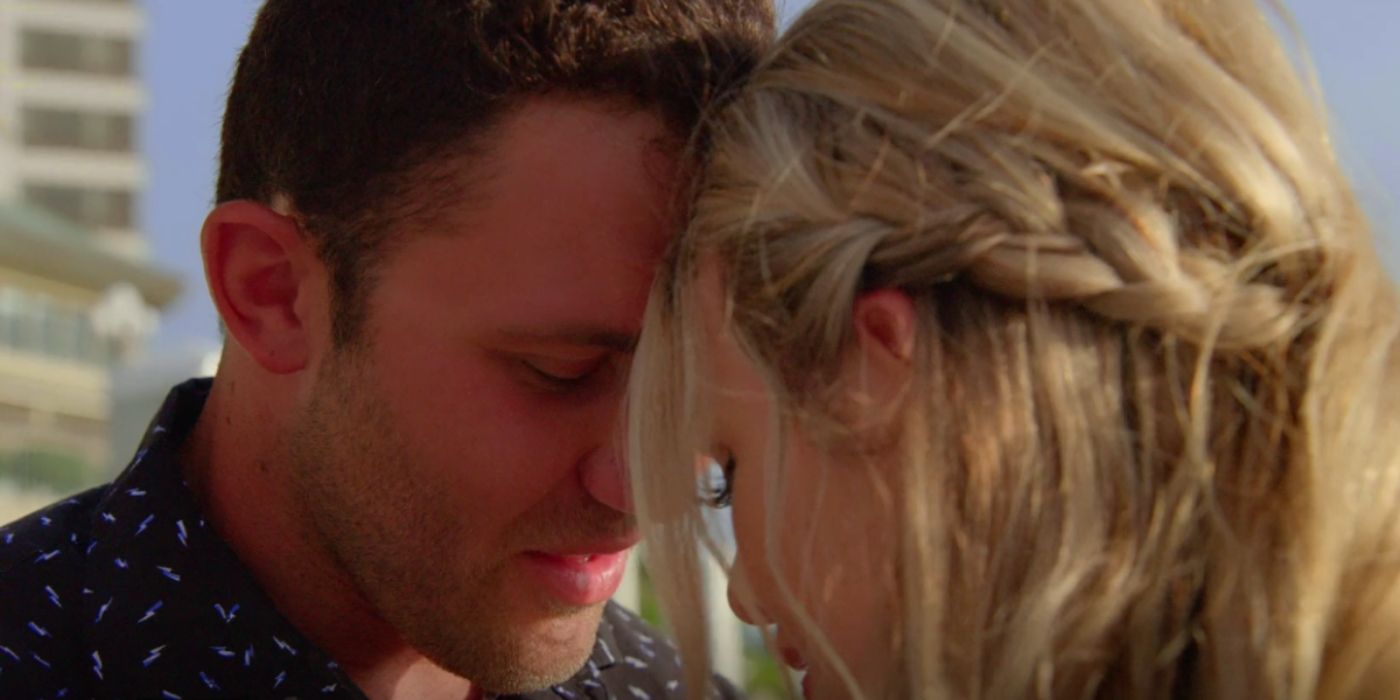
[0,0,179,519]
[107,338,219,474]
[0,0,146,256]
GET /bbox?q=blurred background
[0,0,1394,695]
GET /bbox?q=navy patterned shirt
[0,379,727,699]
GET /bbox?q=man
[0,2,772,697]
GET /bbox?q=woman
[627,0,1400,698]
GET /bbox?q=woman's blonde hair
[628,0,1400,697]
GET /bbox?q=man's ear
[200,200,318,374]
[845,288,916,414]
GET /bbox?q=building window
[0,286,111,366]
[20,29,134,77]
[22,184,135,230]
[22,107,135,152]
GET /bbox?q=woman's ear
[200,200,318,374]
[845,288,916,415]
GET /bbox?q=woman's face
[695,262,902,698]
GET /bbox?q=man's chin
[417,601,605,694]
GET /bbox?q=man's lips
[519,538,638,607]
[532,535,639,557]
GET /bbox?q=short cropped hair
[217,0,774,343]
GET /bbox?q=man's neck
[179,373,473,700]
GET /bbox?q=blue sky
[141,0,1400,349]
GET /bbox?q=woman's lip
[519,550,630,607]
[780,644,808,670]
[774,627,807,670]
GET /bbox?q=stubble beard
[285,349,601,693]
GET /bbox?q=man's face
[286,99,679,692]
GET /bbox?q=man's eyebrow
[497,325,639,352]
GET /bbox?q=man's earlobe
[200,200,317,374]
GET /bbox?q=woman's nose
[727,569,772,626]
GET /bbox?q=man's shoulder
[0,486,106,576]
[0,486,107,695]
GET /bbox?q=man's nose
[580,447,633,514]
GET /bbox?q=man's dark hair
[217,0,774,344]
